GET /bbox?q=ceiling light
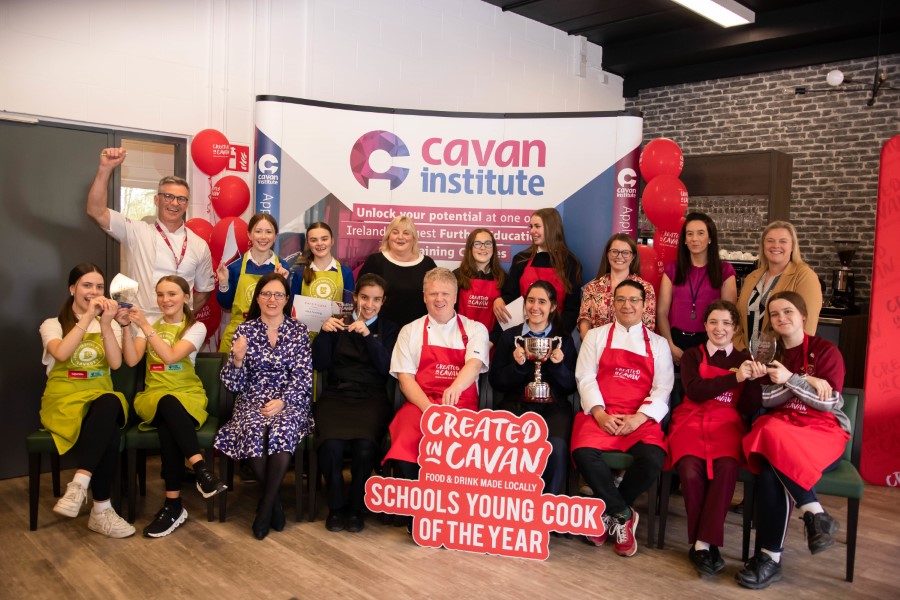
[670,0,755,28]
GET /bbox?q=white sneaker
[53,482,87,518]
[88,508,136,538]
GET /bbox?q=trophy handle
[550,336,563,351]
[514,335,526,350]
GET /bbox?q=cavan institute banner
[254,96,642,279]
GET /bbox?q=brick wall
[625,54,900,302]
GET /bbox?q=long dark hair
[456,228,506,290]
[294,222,335,285]
[519,208,582,294]
[674,212,723,289]
[156,275,197,341]
[247,273,291,320]
[59,263,105,336]
[524,280,562,333]
[595,233,641,279]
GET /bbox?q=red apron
[458,277,500,333]
[742,335,850,489]
[384,316,479,464]
[571,324,666,452]
[520,255,566,311]
[666,349,746,477]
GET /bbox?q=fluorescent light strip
[670,0,755,28]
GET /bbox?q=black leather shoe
[252,511,270,540]
[736,554,782,589]
[326,510,345,532]
[804,511,839,554]
[708,545,726,574]
[346,512,365,533]
[689,546,723,576]
[270,498,286,532]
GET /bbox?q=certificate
[293,296,342,333]
[499,296,526,331]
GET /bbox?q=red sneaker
[613,510,639,557]
[585,514,614,546]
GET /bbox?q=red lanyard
[155,223,188,273]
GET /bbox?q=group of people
[37,148,852,590]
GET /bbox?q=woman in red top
[737,291,852,590]
[667,300,764,576]
[454,228,505,342]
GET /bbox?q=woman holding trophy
[489,280,576,495]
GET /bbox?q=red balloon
[639,138,684,182]
[190,129,230,176]
[195,294,222,343]
[185,218,213,244]
[209,216,250,267]
[642,175,689,230]
[211,176,251,219]
[636,244,664,292]
[653,229,681,266]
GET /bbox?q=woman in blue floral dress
[215,272,313,540]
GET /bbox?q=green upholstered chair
[742,388,865,582]
[124,352,230,524]
[26,362,141,530]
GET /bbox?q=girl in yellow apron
[39,262,134,538]
[290,221,355,339]
[217,213,290,354]
[123,275,227,538]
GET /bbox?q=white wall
[0,0,624,148]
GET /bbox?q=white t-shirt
[40,317,123,374]
[390,313,490,378]
[135,320,207,365]
[106,210,215,321]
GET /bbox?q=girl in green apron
[39,262,134,538]
[290,221,355,338]
[217,213,291,354]
[122,275,227,538]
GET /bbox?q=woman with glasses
[657,213,736,365]
[454,228,506,338]
[215,273,313,540]
[578,233,656,340]
[217,214,292,354]
[495,208,583,334]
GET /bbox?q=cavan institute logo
[350,130,410,190]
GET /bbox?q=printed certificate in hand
[499,296,526,331]
[293,296,342,333]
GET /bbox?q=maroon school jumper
[383,316,479,464]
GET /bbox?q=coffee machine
[825,240,859,314]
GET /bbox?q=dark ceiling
[482,0,900,97]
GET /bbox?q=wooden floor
[2,461,899,600]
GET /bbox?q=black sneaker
[736,554,782,589]
[346,512,365,533]
[195,467,227,498]
[326,510,345,532]
[803,511,839,554]
[143,504,188,538]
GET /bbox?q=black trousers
[318,438,378,513]
[70,394,124,500]
[152,395,201,492]
[756,456,841,553]
[573,442,665,516]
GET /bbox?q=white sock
[92,499,111,514]
[799,502,824,515]
[761,548,781,563]
[694,540,711,551]
[72,472,91,490]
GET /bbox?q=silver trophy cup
[514,335,562,401]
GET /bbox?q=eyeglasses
[609,249,634,258]
[158,192,189,205]
[259,291,287,300]
[614,296,643,305]
[472,241,494,249]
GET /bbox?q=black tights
[318,439,378,513]
[71,394,124,501]
[246,428,292,518]
[153,395,201,492]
